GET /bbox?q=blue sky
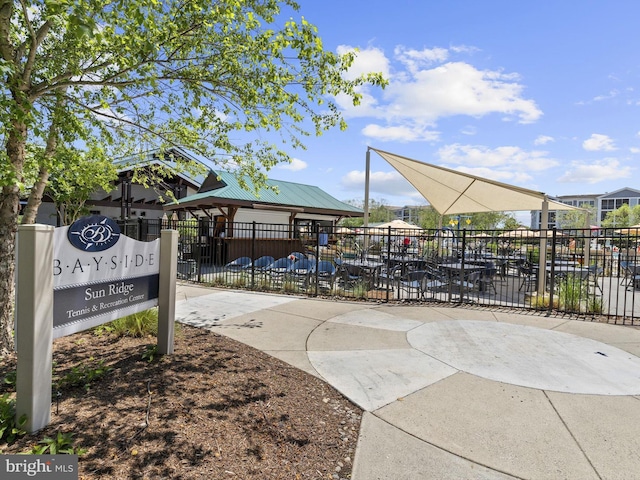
[263,1,640,218]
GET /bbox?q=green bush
[29,431,86,455]
[94,308,158,338]
[556,273,603,314]
[0,393,27,444]
[54,358,112,392]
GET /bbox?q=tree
[601,204,631,228]
[468,212,513,230]
[556,203,596,230]
[339,198,393,227]
[43,145,117,225]
[0,0,386,353]
[503,216,521,230]
[367,199,394,224]
[417,205,441,229]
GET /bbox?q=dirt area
[0,325,361,479]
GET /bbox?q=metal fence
[119,219,640,325]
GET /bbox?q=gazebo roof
[165,170,363,218]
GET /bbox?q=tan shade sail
[371,148,579,215]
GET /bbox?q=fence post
[251,222,257,289]
[548,229,558,314]
[386,226,392,301]
[458,230,467,303]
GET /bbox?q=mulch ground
[0,325,361,479]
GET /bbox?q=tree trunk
[21,164,49,224]
[0,124,26,355]
[0,186,18,355]
[21,119,57,225]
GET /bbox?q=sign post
[158,229,178,354]
[15,225,54,433]
[15,216,177,432]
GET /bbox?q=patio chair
[450,270,482,297]
[619,261,632,286]
[252,255,275,271]
[480,263,499,293]
[587,265,603,293]
[289,258,316,288]
[315,260,337,290]
[224,256,252,272]
[623,264,640,291]
[266,257,295,287]
[518,262,536,292]
[396,269,445,300]
[378,264,402,290]
[336,263,362,290]
[289,251,306,261]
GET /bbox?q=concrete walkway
[174,283,640,480]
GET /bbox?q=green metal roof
[113,147,212,187]
[171,170,363,215]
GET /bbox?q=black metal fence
[119,219,640,325]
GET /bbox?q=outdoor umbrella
[498,227,537,238]
[614,224,640,235]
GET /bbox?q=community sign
[53,215,160,338]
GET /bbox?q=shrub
[94,308,158,338]
[0,393,27,444]
[29,431,86,455]
[54,358,112,392]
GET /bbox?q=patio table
[438,262,487,300]
[384,256,426,276]
[342,260,385,289]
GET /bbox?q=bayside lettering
[54,253,155,276]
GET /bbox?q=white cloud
[557,158,632,183]
[583,134,616,151]
[394,45,449,73]
[275,157,307,171]
[335,46,542,139]
[534,135,554,145]
[340,169,417,197]
[630,147,640,154]
[592,89,620,102]
[361,123,440,142]
[384,62,540,124]
[336,45,391,81]
[437,144,559,172]
[449,44,481,55]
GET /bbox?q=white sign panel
[53,216,160,338]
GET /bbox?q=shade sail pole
[537,197,549,294]
[583,208,591,268]
[363,148,370,253]
[364,148,370,229]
